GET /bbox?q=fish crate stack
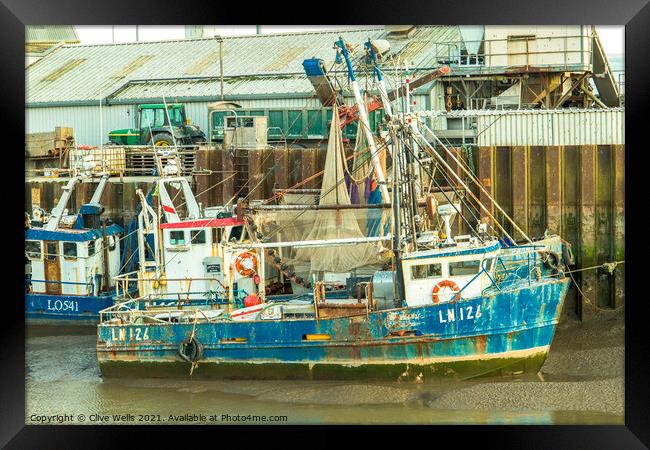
[25,127,74,158]
[69,145,127,176]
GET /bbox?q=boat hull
[98,341,551,381]
[97,278,569,381]
[26,292,115,326]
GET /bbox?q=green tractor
[108,103,206,147]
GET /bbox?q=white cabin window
[411,263,443,280]
[63,242,77,259]
[229,226,243,242]
[26,240,42,260]
[108,235,116,251]
[87,240,96,256]
[191,230,206,245]
[169,230,186,246]
[449,260,481,276]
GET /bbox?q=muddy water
[26,323,624,425]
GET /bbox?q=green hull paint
[98,351,549,381]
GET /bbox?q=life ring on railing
[178,336,203,363]
[235,252,258,277]
[432,279,461,304]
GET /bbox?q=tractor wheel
[151,134,174,147]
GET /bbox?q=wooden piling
[288,149,302,187]
[494,146,513,237]
[273,148,289,190]
[579,144,598,320]
[214,150,224,205]
[612,144,625,310]
[596,145,614,309]
[545,146,562,236]
[300,149,318,189]
[562,145,581,318]
[222,151,235,204]
[194,148,216,207]
[528,146,546,238]
[477,146,495,226]
[511,146,529,240]
[247,149,264,201]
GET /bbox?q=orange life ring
[235,252,258,277]
[432,279,461,304]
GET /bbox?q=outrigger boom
[228,235,392,249]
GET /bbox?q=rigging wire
[400,134,484,240]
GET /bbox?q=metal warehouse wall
[26,95,431,147]
[476,109,624,146]
[26,104,134,147]
[26,100,325,147]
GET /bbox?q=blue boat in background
[26,174,125,325]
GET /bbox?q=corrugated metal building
[424,108,625,146]
[26,26,461,145]
[474,108,624,146]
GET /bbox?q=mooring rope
[566,261,625,312]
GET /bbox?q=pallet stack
[25,127,74,158]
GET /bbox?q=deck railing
[27,278,97,296]
[114,272,231,301]
[431,34,593,73]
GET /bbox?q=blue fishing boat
[96,37,571,380]
[26,174,124,325]
[98,234,570,380]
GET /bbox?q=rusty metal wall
[472,144,624,320]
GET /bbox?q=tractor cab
[108,103,206,147]
[140,103,187,129]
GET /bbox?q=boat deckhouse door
[44,241,61,295]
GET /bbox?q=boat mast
[364,39,393,117]
[335,38,390,203]
[391,123,406,304]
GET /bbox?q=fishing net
[294,105,386,273]
[255,105,389,277]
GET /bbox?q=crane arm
[45,176,83,231]
[337,66,450,129]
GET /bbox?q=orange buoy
[432,279,461,304]
[244,294,261,307]
[235,252,258,277]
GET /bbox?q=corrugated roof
[26,25,79,43]
[26,26,460,106]
[26,26,79,55]
[108,72,434,103]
